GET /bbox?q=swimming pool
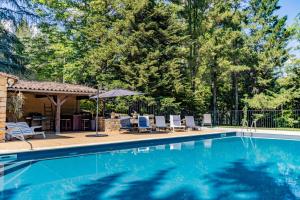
[1,134,300,200]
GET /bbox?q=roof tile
[8,80,97,95]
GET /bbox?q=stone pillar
[0,75,7,142]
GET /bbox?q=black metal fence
[214,110,300,128]
[125,101,300,129]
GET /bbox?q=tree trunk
[212,71,217,126]
[233,73,239,125]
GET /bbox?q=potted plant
[80,100,101,130]
[7,92,25,122]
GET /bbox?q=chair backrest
[16,122,30,128]
[120,116,131,128]
[16,122,33,134]
[185,116,196,128]
[170,115,181,127]
[155,116,166,127]
[203,114,212,125]
[138,116,150,128]
[6,123,22,135]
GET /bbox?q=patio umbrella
[90,89,143,99]
[90,88,143,137]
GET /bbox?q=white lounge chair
[6,123,25,141]
[155,116,168,131]
[202,114,212,127]
[6,122,45,141]
[185,116,201,130]
[170,115,185,132]
[138,116,152,132]
[17,122,46,138]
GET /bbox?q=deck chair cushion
[139,116,148,127]
[170,115,183,127]
[185,116,196,127]
[155,116,166,128]
[6,123,22,135]
[120,117,131,129]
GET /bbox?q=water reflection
[203,139,212,148]
[170,143,181,150]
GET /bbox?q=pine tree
[198,0,248,122]
[244,0,291,95]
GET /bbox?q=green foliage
[80,100,102,118]
[275,110,298,128]
[159,97,181,115]
[0,0,36,75]
[3,0,298,118]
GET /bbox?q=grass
[218,126,300,132]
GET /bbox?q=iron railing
[214,110,300,128]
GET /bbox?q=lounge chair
[6,123,25,141]
[138,116,152,132]
[170,115,185,132]
[120,116,132,131]
[185,116,201,130]
[6,122,46,140]
[155,116,168,131]
[202,114,212,127]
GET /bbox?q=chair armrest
[31,126,42,130]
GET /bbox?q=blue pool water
[1,136,300,200]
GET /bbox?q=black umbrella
[90,88,143,137]
[91,89,143,99]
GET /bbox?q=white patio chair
[16,122,46,138]
[6,122,26,141]
[202,114,212,127]
[155,116,168,131]
[170,115,186,132]
[185,116,201,130]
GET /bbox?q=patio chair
[6,122,25,141]
[202,114,212,127]
[6,122,46,141]
[185,116,201,130]
[120,116,132,131]
[170,115,186,132]
[138,116,152,133]
[16,122,46,138]
[155,116,168,131]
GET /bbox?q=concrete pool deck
[0,129,226,154]
[1,128,300,154]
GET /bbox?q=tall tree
[198,0,248,123]
[0,0,36,74]
[244,0,291,95]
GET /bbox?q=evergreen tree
[198,0,248,122]
[244,0,291,95]
[0,0,35,74]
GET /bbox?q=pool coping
[0,130,230,155]
[1,129,300,163]
[0,131,236,162]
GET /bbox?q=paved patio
[0,129,226,153]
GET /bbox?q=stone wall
[0,76,7,142]
[104,119,121,132]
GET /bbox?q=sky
[278,0,300,26]
[277,0,300,57]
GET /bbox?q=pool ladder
[240,121,256,149]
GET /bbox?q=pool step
[0,154,17,164]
